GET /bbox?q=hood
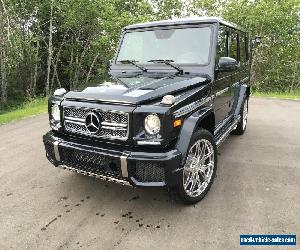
[64,74,210,105]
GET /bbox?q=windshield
[117,26,212,65]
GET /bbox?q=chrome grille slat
[63,107,129,140]
[101,121,127,127]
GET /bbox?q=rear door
[228,29,239,112]
[229,29,250,115]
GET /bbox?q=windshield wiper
[148,59,183,75]
[118,60,148,72]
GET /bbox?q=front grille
[59,146,122,178]
[133,161,165,183]
[63,107,129,140]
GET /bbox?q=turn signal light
[173,119,182,128]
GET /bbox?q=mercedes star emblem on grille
[85,112,101,134]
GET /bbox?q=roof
[124,16,246,32]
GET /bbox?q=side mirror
[217,57,238,72]
[252,36,262,48]
[107,59,113,70]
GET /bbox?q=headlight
[51,104,61,121]
[144,114,161,135]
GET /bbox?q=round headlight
[144,114,161,135]
[51,104,61,121]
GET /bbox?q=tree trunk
[85,53,99,84]
[69,46,74,90]
[0,50,7,103]
[31,39,39,97]
[46,0,54,96]
[0,0,11,46]
[73,36,90,88]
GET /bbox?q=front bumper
[43,131,182,187]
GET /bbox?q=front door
[213,72,232,126]
[213,26,232,127]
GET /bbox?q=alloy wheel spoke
[202,151,213,162]
[183,139,215,198]
[190,172,199,192]
[184,171,193,189]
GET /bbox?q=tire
[232,97,248,135]
[176,129,217,204]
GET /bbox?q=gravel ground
[0,97,299,250]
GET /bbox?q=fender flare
[234,84,250,116]
[175,107,214,166]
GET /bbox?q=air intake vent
[134,161,165,183]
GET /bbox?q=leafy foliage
[192,0,300,92]
[0,0,299,104]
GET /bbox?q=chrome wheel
[183,139,215,198]
[242,101,248,130]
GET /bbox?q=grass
[0,98,48,125]
[252,91,300,100]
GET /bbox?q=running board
[58,165,132,187]
[215,115,241,147]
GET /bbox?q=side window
[217,27,229,60]
[229,31,238,61]
[240,33,249,63]
[245,36,250,61]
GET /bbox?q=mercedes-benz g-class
[43,17,251,204]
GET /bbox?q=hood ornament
[85,112,101,134]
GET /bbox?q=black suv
[43,17,251,204]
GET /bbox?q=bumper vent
[133,161,165,183]
[44,141,56,163]
[63,107,129,140]
[59,146,122,178]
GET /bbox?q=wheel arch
[234,84,250,116]
[197,111,215,134]
[175,107,215,166]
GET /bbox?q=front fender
[175,107,214,167]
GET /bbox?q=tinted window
[217,28,228,60]
[117,27,212,65]
[229,31,238,61]
[240,34,249,63]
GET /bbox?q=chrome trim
[101,126,127,131]
[174,97,212,117]
[58,165,132,186]
[231,81,240,88]
[241,76,249,83]
[137,141,161,145]
[120,154,129,178]
[216,115,241,147]
[215,87,229,97]
[64,116,85,123]
[65,120,85,126]
[53,141,60,161]
[101,121,127,127]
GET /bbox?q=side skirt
[215,115,241,148]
